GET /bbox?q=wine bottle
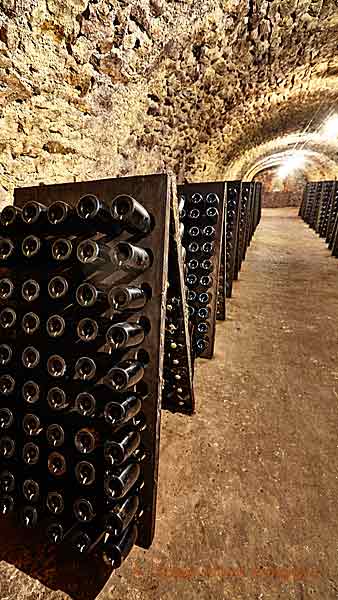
[102,523,138,569]
[21,201,47,226]
[22,346,40,369]
[197,322,208,334]
[76,318,109,343]
[46,491,64,515]
[22,413,42,436]
[77,239,115,265]
[188,226,200,238]
[186,274,197,287]
[112,242,151,274]
[22,380,40,404]
[104,462,141,499]
[103,360,144,392]
[46,521,67,545]
[0,344,12,367]
[188,242,199,253]
[205,207,219,223]
[188,259,199,270]
[0,375,15,396]
[46,315,67,339]
[48,275,69,300]
[22,441,39,465]
[0,408,14,430]
[188,208,200,220]
[0,237,15,261]
[74,392,96,417]
[202,225,215,238]
[47,387,69,411]
[21,235,43,259]
[200,275,212,287]
[0,495,14,516]
[106,321,145,350]
[201,241,214,255]
[73,497,96,523]
[201,259,213,272]
[75,461,96,486]
[48,451,67,477]
[0,307,16,329]
[110,195,151,234]
[74,355,112,382]
[197,307,209,319]
[22,479,40,503]
[0,436,15,459]
[104,495,139,537]
[76,282,109,310]
[74,428,98,455]
[0,205,22,229]
[51,238,73,262]
[0,470,15,494]
[0,278,14,301]
[71,528,104,555]
[76,194,112,228]
[195,338,207,353]
[104,393,142,428]
[198,292,210,305]
[46,424,65,448]
[108,286,148,312]
[47,201,73,226]
[47,354,67,378]
[21,279,40,303]
[104,430,141,466]
[21,312,40,336]
[21,505,38,528]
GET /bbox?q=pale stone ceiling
[1,0,338,203]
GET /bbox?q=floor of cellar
[1,207,338,600]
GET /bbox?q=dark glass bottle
[202,225,215,238]
[73,497,96,523]
[102,523,138,569]
[46,424,65,448]
[0,278,14,301]
[76,282,109,310]
[104,393,142,428]
[47,355,67,378]
[21,201,46,226]
[108,286,148,312]
[0,205,22,229]
[110,195,151,234]
[104,495,139,537]
[21,235,43,259]
[22,442,39,465]
[205,193,219,206]
[22,346,40,369]
[0,344,12,367]
[48,451,67,477]
[0,470,15,494]
[104,462,141,500]
[0,495,14,516]
[0,408,14,430]
[106,321,145,350]
[112,242,151,274]
[0,237,15,261]
[22,413,42,436]
[0,436,15,459]
[104,360,144,392]
[188,226,200,238]
[21,505,38,528]
[104,430,141,466]
[0,375,15,396]
[46,491,64,515]
[21,312,40,336]
[51,238,73,262]
[0,307,16,329]
[47,387,69,411]
[74,428,98,455]
[191,193,203,205]
[22,381,40,404]
[205,207,219,223]
[21,279,40,303]
[75,461,96,486]
[47,201,72,226]
[22,479,40,503]
[48,276,69,300]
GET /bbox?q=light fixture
[321,114,338,140]
[277,151,306,179]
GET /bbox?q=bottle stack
[0,174,171,572]
[299,180,338,257]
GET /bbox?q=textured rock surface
[1,1,338,204]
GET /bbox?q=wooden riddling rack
[0,174,174,595]
[179,182,226,360]
[299,180,338,257]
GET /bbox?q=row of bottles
[0,174,173,577]
[299,180,338,257]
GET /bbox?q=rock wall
[1,0,338,205]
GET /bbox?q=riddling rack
[300,180,338,258]
[0,174,171,585]
[179,182,226,360]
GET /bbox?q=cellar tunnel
[0,1,338,600]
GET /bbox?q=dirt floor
[1,207,338,599]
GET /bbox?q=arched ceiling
[1,0,338,202]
